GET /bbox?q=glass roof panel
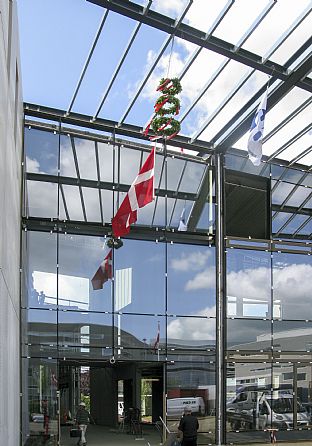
[101,190,114,224]
[119,147,143,184]
[281,214,310,235]
[271,181,295,205]
[241,1,312,62]
[182,0,232,34]
[299,152,312,167]
[235,87,312,156]
[262,103,312,160]
[179,161,206,194]
[60,136,77,179]
[75,138,97,181]
[98,142,114,183]
[151,0,189,19]
[27,181,57,219]
[82,187,102,222]
[285,185,311,207]
[298,218,312,236]
[62,185,84,221]
[212,0,272,45]
[198,69,268,142]
[160,156,186,191]
[272,212,293,234]
[25,128,58,175]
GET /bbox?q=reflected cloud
[171,250,210,272]
[168,305,216,341]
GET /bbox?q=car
[31,413,44,423]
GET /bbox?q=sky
[17,0,312,164]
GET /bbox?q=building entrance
[58,360,164,446]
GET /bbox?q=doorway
[58,360,164,445]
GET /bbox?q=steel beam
[26,172,198,202]
[215,153,226,446]
[24,103,214,154]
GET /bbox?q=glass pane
[167,316,216,348]
[116,314,165,353]
[115,239,165,314]
[227,249,271,318]
[25,127,58,174]
[26,180,58,218]
[58,233,112,312]
[22,308,57,346]
[273,320,312,352]
[168,243,215,316]
[58,311,113,349]
[22,232,57,309]
[273,252,312,321]
[22,358,58,444]
[226,362,272,437]
[167,359,215,442]
[227,319,271,351]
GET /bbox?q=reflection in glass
[168,243,215,316]
[227,319,271,351]
[21,358,58,444]
[59,234,112,312]
[273,252,312,321]
[114,239,165,314]
[227,249,271,319]
[167,360,215,441]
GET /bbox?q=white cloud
[185,266,216,290]
[170,250,210,272]
[26,156,42,173]
[167,305,216,340]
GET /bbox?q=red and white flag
[91,243,112,290]
[153,321,160,353]
[112,147,155,237]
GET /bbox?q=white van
[227,386,309,430]
[167,397,205,417]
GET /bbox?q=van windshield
[268,398,306,414]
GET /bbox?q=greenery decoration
[145,77,182,140]
[107,237,123,249]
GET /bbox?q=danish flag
[91,243,113,290]
[112,147,155,237]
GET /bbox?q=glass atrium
[17,1,312,445]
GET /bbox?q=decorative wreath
[144,77,182,140]
[154,95,180,116]
[151,116,181,137]
[106,237,123,249]
[157,77,182,95]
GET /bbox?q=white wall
[0,1,23,445]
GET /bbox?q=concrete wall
[0,0,23,445]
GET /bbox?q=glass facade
[21,125,312,445]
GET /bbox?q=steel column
[215,153,226,446]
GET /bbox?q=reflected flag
[112,147,155,237]
[153,321,160,353]
[247,90,267,166]
[91,242,113,290]
[178,207,187,231]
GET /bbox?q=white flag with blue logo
[178,207,187,231]
[247,91,267,166]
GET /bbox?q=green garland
[155,95,180,116]
[158,77,182,95]
[145,77,182,139]
[151,116,181,136]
